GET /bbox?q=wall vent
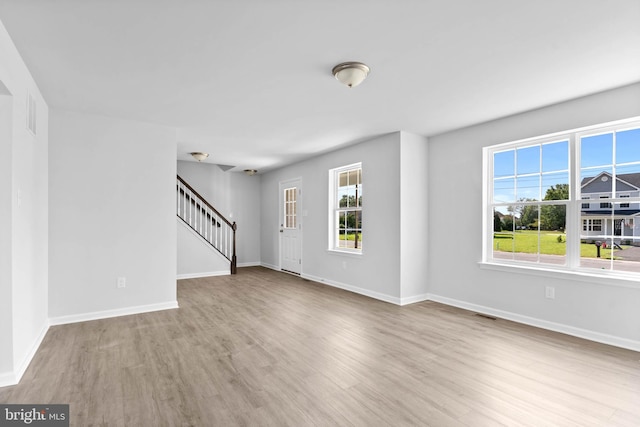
[26,93,36,135]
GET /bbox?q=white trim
[237,261,261,268]
[0,371,16,388]
[400,294,430,305]
[278,177,303,274]
[49,301,179,326]
[14,321,49,385]
[426,293,640,352]
[329,163,363,253]
[177,271,228,280]
[260,262,280,271]
[0,321,50,388]
[261,263,403,305]
[302,273,401,305]
[326,248,363,258]
[478,261,640,289]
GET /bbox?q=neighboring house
[581,171,640,242]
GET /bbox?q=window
[485,118,640,275]
[581,196,590,209]
[283,187,297,229]
[582,219,602,232]
[329,163,362,252]
[620,194,630,208]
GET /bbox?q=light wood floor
[1,267,639,426]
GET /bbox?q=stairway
[177,175,237,274]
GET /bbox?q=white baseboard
[0,320,50,388]
[427,294,640,352]
[177,271,228,280]
[0,371,16,388]
[238,262,261,268]
[49,301,179,326]
[302,273,402,305]
[261,263,427,306]
[260,262,280,271]
[400,294,430,306]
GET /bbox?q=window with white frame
[620,194,630,208]
[582,219,602,232]
[329,163,362,252]
[485,118,640,275]
[581,196,590,209]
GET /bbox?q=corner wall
[0,19,49,386]
[48,110,178,322]
[260,132,403,302]
[400,132,429,303]
[427,83,640,350]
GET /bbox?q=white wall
[177,161,261,266]
[0,89,14,380]
[177,220,230,278]
[261,133,403,302]
[49,110,177,321]
[400,132,429,302]
[428,83,640,349]
[0,19,49,386]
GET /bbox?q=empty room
[1,1,639,426]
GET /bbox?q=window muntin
[487,118,640,275]
[492,140,569,264]
[330,164,362,252]
[283,187,297,229]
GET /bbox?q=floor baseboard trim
[427,294,640,352]
[260,263,403,305]
[0,372,16,388]
[302,273,401,305]
[177,271,229,280]
[238,262,261,268]
[260,262,280,271]
[49,301,179,326]
[400,294,430,306]
[0,321,50,388]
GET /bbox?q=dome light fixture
[332,62,370,88]
[190,152,209,162]
[244,169,258,176]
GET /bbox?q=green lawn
[493,230,623,258]
[339,232,362,241]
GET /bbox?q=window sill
[478,260,640,289]
[327,248,363,258]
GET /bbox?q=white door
[280,179,302,274]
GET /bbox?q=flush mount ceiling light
[190,152,209,162]
[332,62,370,88]
[244,169,258,176]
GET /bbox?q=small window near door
[283,187,297,229]
[329,163,362,252]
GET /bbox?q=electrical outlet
[117,277,126,288]
[545,286,555,299]
[342,261,347,269]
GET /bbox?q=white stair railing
[177,176,237,274]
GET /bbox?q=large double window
[485,118,640,276]
[329,163,362,252]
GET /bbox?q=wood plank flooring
[1,266,639,426]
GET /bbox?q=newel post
[231,221,237,274]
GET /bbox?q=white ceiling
[1,0,639,172]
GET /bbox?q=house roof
[581,172,640,190]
